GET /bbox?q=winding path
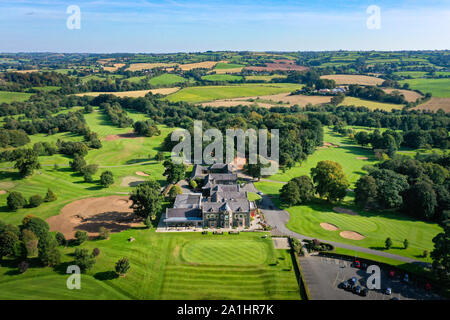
[258,192,428,266]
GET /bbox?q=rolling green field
[166,83,302,103]
[255,127,443,262]
[399,78,450,98]
[148,73,188,86]
[201,74,243,82]
[0,91,32,103]
[0,231,300,300]
[339,97,405,111]
[214,62,245,70]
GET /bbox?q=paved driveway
[258,194,428,266]
[299,255,441,300]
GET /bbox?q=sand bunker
[121,176,146,187]
[0,190,7,195]
[136,171,150,177]
[333,207,359,216]
[320,222,339,231]
[47,196,142,239]
[356,157,368,160]
[104,132,142,141]
[340,231,365,240]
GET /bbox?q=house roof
[165,208,203,221]
[173,193,202,209]
[202,200,251,213]
[211,191,247,202]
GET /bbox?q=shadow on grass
[94,271,118,281]
[0,170,22,181]
[125,159,152,165]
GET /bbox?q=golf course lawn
[269,127,377,185]
[166,83,302,103]
[0,231,301,300]
[254,127,443,262]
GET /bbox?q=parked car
[403,274,409,283]
[350,277,357,285]
[361,288,369,297]
[389,270,395,278]
[353,260,361,268]
[361,263,368,270]
[339,281,349,289]
[425,283,431,291]
[385,287,392,295]
[353,285,362,295]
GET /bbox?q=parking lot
[299,255,442,300]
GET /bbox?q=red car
[389,270,395,278]
[354,260,361,268]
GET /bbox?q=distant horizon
[0,0,449,53]
[1,49,449,55]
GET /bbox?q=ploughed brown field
[102,63,126,72]
[413,97,450,112]
[178,61,220,71]
[320,74,384,85]
[201,92,331,108]
[383,88,423,102]
[245,59,309,72]
[125,63,177,71]
[75,87,180,97]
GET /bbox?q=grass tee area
[0,231,300,300]
[255,127,443,262]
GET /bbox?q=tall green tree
[129,180,163,219]
[311,161,349,202]
[163,160,186,184]
[431,223,450,285]
[14,149,41,177]
[354,175,377,208]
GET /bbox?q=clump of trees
[311,161,349,202]
[355,154,450,222]
[280,175,315,206]
[129,180,163,220]
[7,189,56,211]
[0,216,61,267]
[280,161,349,206]
[133,120,161,137]
[102,102,134,128]
[163,159,186,184]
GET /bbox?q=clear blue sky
[0,0,449,53]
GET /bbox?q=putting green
[182,240,269,266]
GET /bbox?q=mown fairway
[399,78,450,98]
[166,83,302,103]
[268,127,377,184]
[0,231,301,300]
[255,127,443,262]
